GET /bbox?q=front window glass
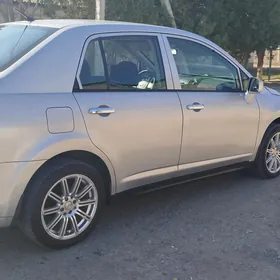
[0,24,57,72]
[168,37,241,92]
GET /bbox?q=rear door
[73,32,182,192]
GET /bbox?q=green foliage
[106,0,172,26]
[169,0,280,64]
[44,0,95,19]
[1,0,280,66]
[171,0,206,33]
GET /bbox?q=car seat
[110,61,139,86]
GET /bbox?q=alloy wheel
[266,132,280,174]
[41,174,98,240]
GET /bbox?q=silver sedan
[0,20,279,249]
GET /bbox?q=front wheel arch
[254,123,280,178]
[255,117,280,160]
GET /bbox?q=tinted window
[0,25,57,72]
[102,36,166,90]
[80,40,107,90]
[168,37,241,91]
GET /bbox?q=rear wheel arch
[13,150,114,224]
[52,150,113,197]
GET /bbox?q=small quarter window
[168,37,241,92]
[241,71,250,91]
[0,25,57,72]
[79,40,107,90]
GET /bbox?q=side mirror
[248,77,264,94]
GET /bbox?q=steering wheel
[138,69,149,76]
[188,78,198,85]
[137,69,156,89]
[187,74,210,88]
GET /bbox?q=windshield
[0,24,57,72]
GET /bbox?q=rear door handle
[89,107,115,115]
[187,103,204,112]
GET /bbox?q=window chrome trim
[75,32,173,91]
[161,34,243,92]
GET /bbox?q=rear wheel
[255,124,280,179]
[20,158,105,249]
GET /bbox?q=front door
[163,35,259,173]
[74,33,182,191]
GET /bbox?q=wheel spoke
[62,179,70,197]
[266,155,273,164]
[43,206,60,216]
[270,138,276,149]
[276,155,280,170]
[79,199,96,207]
[77,184,93,199]
[268,157,275,170]
[273,158,277,171]
[59,217,69,238]
[76,209,91,221]
[48,214,63,230]
[275,133,280,146]
[267,148,274,155]
[49,192,62,203]
[72,176,82,196]
[70,216,79,234]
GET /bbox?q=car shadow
[0,169,259,255]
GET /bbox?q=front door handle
[89,107,115,116]
[187,103,205,112]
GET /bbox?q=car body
[0,20,280,248]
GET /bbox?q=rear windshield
[0,24,57,72]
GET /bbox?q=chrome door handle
[89,107,115,115]
[187,103,204,112]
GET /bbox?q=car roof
[3,19,252,78]
[6,19,202,40]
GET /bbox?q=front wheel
[255,124,280,179]
[20,158,105,249]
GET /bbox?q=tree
[160,0,176,27]
[175,0,280,73]
[250,0,280,78]
[0,0,15,22]
[0,0,42,22]
[106,0,171,26]
[171,0,207,33]
[95,0,105,20]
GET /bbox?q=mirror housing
[247,77,264,94]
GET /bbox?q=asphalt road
[0,170,280,280]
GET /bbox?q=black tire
[255,124,280,179]
[20,158,106,249]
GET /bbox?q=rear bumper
[0,160,45,227]
[0,217,12,227]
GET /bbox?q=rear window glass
[0,24,57,72]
